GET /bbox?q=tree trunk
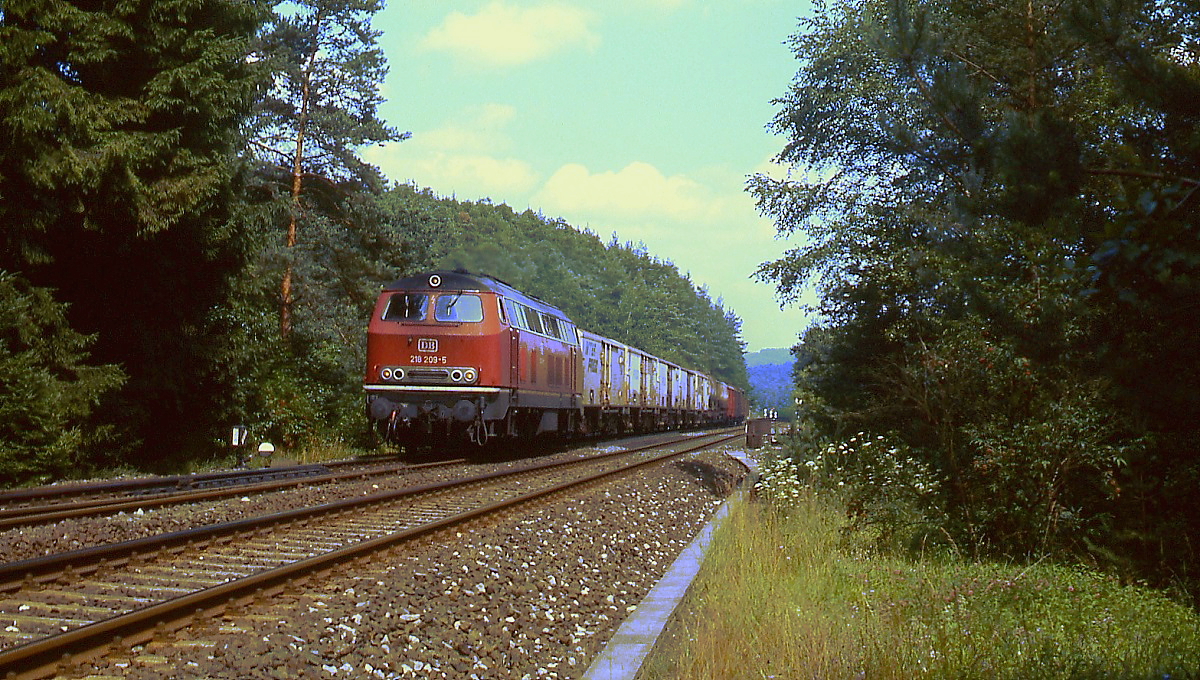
[281,68,313,339]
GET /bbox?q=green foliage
[247,0,405,191]
[0,272,125,485]
[757,0,1200,596]
[966,382,1135,557]
[0,0,267,468]
[205,190,420,450]
[0,0,266,257]
[784,433,944,553]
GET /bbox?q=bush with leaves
[786,431,943,553]
[966,382,1134,558]
[205,199,404,454]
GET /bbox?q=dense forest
[0,0,746,486]
[755,0,1200,599]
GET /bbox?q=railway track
[0,430,740,679]
[0,459,388,507]
[0,457,465,530]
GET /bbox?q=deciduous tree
[756,0,1200,587]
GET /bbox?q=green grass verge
[640,490,1200,679]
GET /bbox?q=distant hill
[746,347,794,367]
[745,348,795,419]
[381,185,748,388]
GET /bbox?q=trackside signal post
[231,425,249,466]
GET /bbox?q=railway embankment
[637,451,1200,679]
[0,436,748,679]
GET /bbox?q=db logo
[417,338,438,352]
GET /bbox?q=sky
[364,1,816,352]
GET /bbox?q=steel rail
[0,454,427,508]
[0,432,732,589]
[0,432,740,679]
[0,457,467,530]
[0,464,341,505]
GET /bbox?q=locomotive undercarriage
[368,386,732,451]
[367,388,590,448]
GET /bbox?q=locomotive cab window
[523,306,545,334]
[562,322,578,344]
[434,293,484,322]
[382,293,428,322]
[542,315,563,340]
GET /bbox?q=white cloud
[420,2,600,68]
[364,102,540,196]
[427,153,541,196]
[419,103,518,154]
[532,161,737,224]
[366,145,540,198]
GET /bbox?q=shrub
[783,432,945,554]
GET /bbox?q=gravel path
[72,446,747,679]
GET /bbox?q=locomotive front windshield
[382,292,484,323]
[434,294,484,322]
[383,293,428,321]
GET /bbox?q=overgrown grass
[290,441,386,464]
[174,441,383,473]
[640,454,1200,680]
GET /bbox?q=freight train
[364,271,747,447]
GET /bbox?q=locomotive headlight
[450,369,464,382]
[464,369,477,383]
[381,367,393,381]
[393,367,404,381]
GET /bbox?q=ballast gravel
[0,434,720,564]
[1,462,482,563]
[74,448,747,680]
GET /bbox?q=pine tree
[0,272,125,484]
[0,0,267,465]
[246,0,407,338]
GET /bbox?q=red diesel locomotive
[364,271,747,446]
